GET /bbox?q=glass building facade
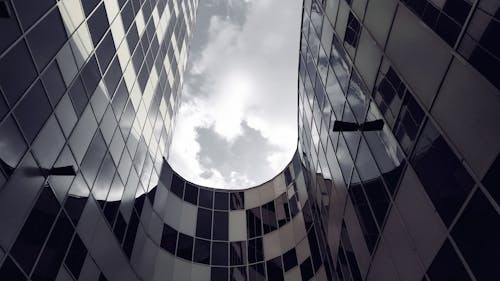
[1,0,500,281]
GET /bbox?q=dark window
[0,117,27,168]
[32,213,74,281]
[121,1,134,30]
[104,57,121,95]
[276,194,290,227]
[98,273,108,281]
[81,56,101,96]
[411,121,474,225]
[483,154,500,205]
[248,262,265,281]
[435,13,461,46]
[13,0,53,30]
[283,248,298,271]
[211,267,228,281]
[10,188,60,273]
[123,211,139,258]
[230,266,247,281]
[0,1,21,54]
[170,174,184,198]
[393,92,425,154]
[80,131,107,185]
[211,242,228,266]
[247,238,264,263]
[427,240,472,281]
[64,174,89,225]
[266,256,284,281]
[300,257,314,281]
[308,228,322,271]
[184,183,198,205]
[0,40,37,105]
[81,0,100,16]
[96,32,116,72]
[198,188,213,208]
[68,77,88,117]
[230,192,244,210]
[230,241,247,266]
[196,208,212,239]
[443,0,471,25]
[193,238,211,264]
[261,201,277,234]
[0,256,26,281]
[176,233,193,261]
[284,167,292,186]
[363,178,390,226]
[161,224,177,254]
[214,192,229,210]
[65,234,87,279]
[246,207,262,238]
[14,81,52,143]
[344,12,360,48]
[113,212,127,243]
[26,8,67,70]
[451,190,500,281]
[87,4,109,47]
[42,60,66,105]
[212,211,228,240]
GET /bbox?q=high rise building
[0,0,499,281]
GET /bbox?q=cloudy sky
[168,0,302,189]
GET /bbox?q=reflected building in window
[1,0,500,281]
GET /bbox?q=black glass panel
[300,257,314,281]
[170,174,184,198]
[248,262,265,281]
[261,201,277,234]
[283,248,298,271]
[196,208,212,239]
[26,8,67,70]
[65,234,87,279]
[411,121,474,225]
[0,1,21,55]
[211,242,228,266]
[212,211,228,241]
[230,241,247,266]
[344,12,360,48]
[80,131,107,185]
[13,0,54,30]
[214,192,229,210]
[193,238,211,264]
[230,266,247,281]
[211,267,228,281]
[198,188,213,208]
[113,212,127,243]
[247,238,264,263]
[451,190,500,281]
[42,60,66,105]
[161,224,177,254]
[246,207,262,238]
[427,240,472,281]
[123,211,139,258]
[68,77,88,117]
[96,32,116,72]
[230,192,245,210]
[87,4,109,46]
[32,213,74,281]
[0,256,26,281]
[64,174,89,225]
[81,56,101,96]
[10,187,60,273]
[184,183,198,205]
[308,228,322,271]
[266,256,284,281]
[483,154,500,205]
[176,233,193,261]
[0,40,37,105]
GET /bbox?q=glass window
[261,201,277,234]
[214,192,229,210]
[65,234,87,279]
[283,248,298,271]
[176,233,193,261]
[96,32,116,72]
[31,116,65,169]
[300,257,314,281]
[80,131,107,185]
[14,81,52,143]
[10,187,60,273]
[211,267,228,281]
[196,208,212,239]
[0,116,27,168]
[426,240,472,281]
[246,207,262,238]
[266,256,284,281]
[211,242,228,266]
[247,238,264,263]
[81,55,101,96]
[451,190,500,281]
[213,211,228,241]
[104,58,121,95]
[42,60,66,106]
[87,3,109,46]
[184,183,198,205]
[161,224,177,254]
[230,266,247,281]
[482,155,500,205]
[248,262,265,281]
[0,40,37,105]
[0,256,26,281]
[230,192,244,210]
[64,173,89,225]
[13,0,53,30]
[230,241,247,266]
[344,12,360,48]
[0,1,21,55]
[68,77,89,117]
[411,121,474,225]
[199,188,214,208]
[32,213,73,281]
[193,238,211,264]
[26,8,67,70]
[393,92,425,155]
[275,194,291,227]
[113,213,127,243]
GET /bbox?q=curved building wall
[125,152,331,281]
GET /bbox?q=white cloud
[168,0,302,189]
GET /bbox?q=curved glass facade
[1,0,500,281]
